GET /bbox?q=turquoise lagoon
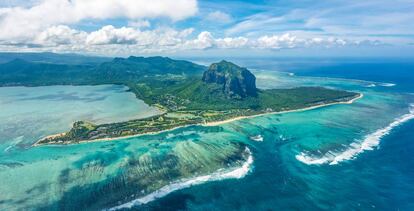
[0,85,161,148]
[1,65,414,210]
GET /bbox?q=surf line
[107,148,253,210]
[296,104,414,165]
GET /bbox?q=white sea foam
[4,146,13,152]
[379,83,396,87]
[250,135,264,142]
[296,104,414,165]
[363,82,396,88]
[107,148,253,210]
[4,136,24,152]
[364,83,377,88]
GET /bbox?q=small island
[30,60,361,145]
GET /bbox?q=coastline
[205,93,363,126]
[34,93,363,146]
[33,124,187,147]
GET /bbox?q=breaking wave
[296,104,414,165]
[364,83,376,88]
[379,83,396,87]
[3,136,24,152]
[108,148,253,210]
[363,82,396,88]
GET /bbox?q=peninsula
[39,60,360,145]
[0,56,360,145]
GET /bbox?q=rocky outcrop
[202,60,257,98]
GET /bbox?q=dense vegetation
[129,77,358,111]
[0,52,111,65]
[0,56,205,86]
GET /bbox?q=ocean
[0,58,413,210]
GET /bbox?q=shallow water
[0,85,161,148]
[1,60,414,210]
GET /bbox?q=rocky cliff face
[202,60,257,98]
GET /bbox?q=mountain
[0,56,205,86]
[0,52,111,65]
[98,56,205,79]
[0,58,93,85]
[202,60,257,98]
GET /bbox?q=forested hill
[0,56,206,86]
[0,52,110,65]
[98,56,206,81]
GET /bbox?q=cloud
[0,0,198,41]
[215,37,249,48]
[183,32,249,49]
[35,25,87,46]
[206,11,232,23]
[0,24,384,55]
[86,25,141,45]
[82,25,195,47]
[0,0,411,56]
[185,31,215,49]
[128,20,151,29]
[226,14,285,36]
[255,34,298,49]
[224,0,414,46]
[183,32,380,51]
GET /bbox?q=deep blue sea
[1,58,413,210]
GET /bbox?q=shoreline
[34,93,363,146]
[205,93,363,126]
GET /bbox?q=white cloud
[0,24,383,55]
[86,25,140,45]
[226,14,285,36]
[215,37,249,48]
[256,34,298,49]
[183,32,249,50]
[128,20,151,29]
[206,11,232,23]
[225,0,414,46]
[0,0,198,41]
[35,25,87,46]
[82,25,195,48]
[185,31,215,49]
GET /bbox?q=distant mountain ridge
[0,56,206,86]
[100,56,206,76]
[0,52,111,65]
[202,60,257,98]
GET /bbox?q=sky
[0,0,413,57]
